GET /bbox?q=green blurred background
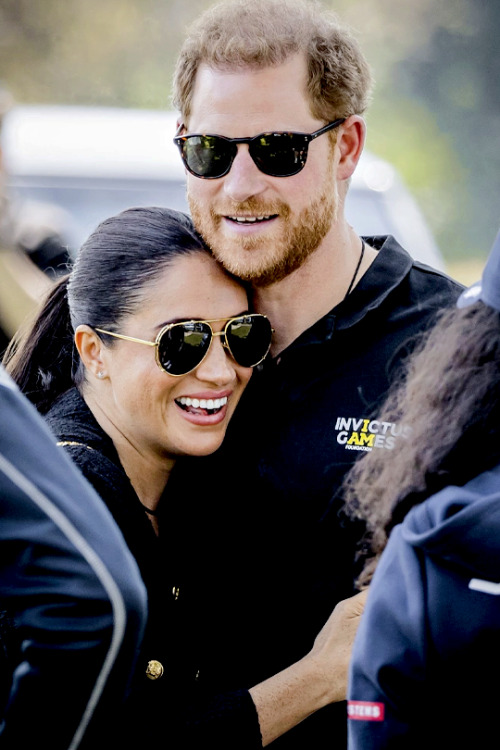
[0,0,498,276]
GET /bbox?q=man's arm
[249,589,367,746]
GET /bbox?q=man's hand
[249,589,368,744]
[308,589,369,703]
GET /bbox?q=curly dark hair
[342,301,500,587]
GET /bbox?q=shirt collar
[278,235,413,355]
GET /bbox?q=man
[0,366,147,748]
[168,0,463,747]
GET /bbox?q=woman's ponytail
[3,274,76,413]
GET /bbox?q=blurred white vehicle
[0,104,446,342]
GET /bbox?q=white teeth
[228,216,271,223]
[177,396,228,410]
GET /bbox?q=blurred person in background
[344,228,500,748]
[0,83,72,353]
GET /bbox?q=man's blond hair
[172,0,373,125]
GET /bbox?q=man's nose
[222,145,268,203]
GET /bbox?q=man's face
[185,54,341,287]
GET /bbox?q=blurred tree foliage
[0,0,497,261]
[335,0,500,261]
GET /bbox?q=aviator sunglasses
[94,314,273,376]
[173,118,346,179]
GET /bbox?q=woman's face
[92,252,253,463]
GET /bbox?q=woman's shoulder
[45,388,130,502]
[46,388,100,441]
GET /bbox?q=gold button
[145,660,164,680]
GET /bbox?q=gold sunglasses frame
[94,314,273,376]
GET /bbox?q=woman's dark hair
[3,206,212,414]
[342,301,500,587]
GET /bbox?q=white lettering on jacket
[469,578,500,595]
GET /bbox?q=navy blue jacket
[348,463,500,749]
[0,367,147,748]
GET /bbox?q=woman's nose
[194,334,236,385]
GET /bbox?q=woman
[343,229,500,748]
[4,205,364,749]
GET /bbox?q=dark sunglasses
[94,314,273,376]
[173,118,346,179]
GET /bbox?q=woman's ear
[74,325,107,380]
[335,115,366,181]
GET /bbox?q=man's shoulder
[368,234,463,293]
[369,234,464,313]
[334,235,463,333]
[405,263,464,309]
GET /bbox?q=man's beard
[188,178,338,287]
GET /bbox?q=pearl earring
[97,371,105,379]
